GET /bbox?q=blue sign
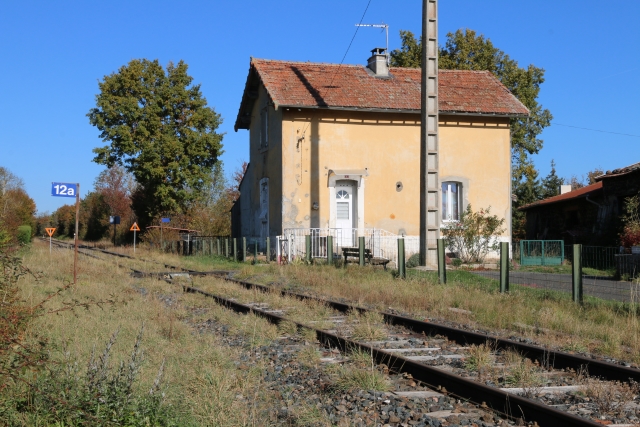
[51,182,78,197]
[161,218,170,223]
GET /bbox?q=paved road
[471,271,639,303]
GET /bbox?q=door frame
[328,170,366,234]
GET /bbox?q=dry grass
[234,263,640,363]
[501,350,544,391]
[10,242,284,425]
[580,377,639,414]
[332,365,391,392]
[464,343,495,376]
[347,310,387,342]
[296,345,322,368]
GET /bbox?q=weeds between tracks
[230,262,640,364]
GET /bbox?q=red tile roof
[519,182,603,210]
[235,58,529,130]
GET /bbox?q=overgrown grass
[3,242,284,426]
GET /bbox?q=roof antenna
[355,22,389,66]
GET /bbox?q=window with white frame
[260,106,268,148]
[442,182,462,221]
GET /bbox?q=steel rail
[218,276,640,384]
[181,283,600,427]
[43,238,640,383]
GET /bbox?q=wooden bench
[341,247,390,270]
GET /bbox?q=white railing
[279,228,421,267]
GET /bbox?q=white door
[335,181,354,246]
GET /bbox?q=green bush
[406,253,421,268]
[442,205,505,264]
[16,225,31,245]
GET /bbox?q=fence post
[437,239,447,284]
[217,238,221,256]
[305,235,312,263]
[500,242,509,293]
[572,244,583,304]
[398,237,406,279]
[287,234,292,263]
[266,237,270,263]
[233,238,237,262]
[327,235,333,265]
[359,236,365,266]
[242,237,246,262]
[253,240,258,264]
[224,238,229,258]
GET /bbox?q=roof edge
[277,104,526,118]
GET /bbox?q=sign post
[45,227,56,254]
[52,182,80,284]
[110,216,121,247]
[130,222,140,253]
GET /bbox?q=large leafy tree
[94,165,136,222]
[88,59,224,226]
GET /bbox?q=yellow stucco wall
[275,109,511,238]
[237,86,283,238]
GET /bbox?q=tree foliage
[88,59,224,224]
[0,167,35,244]
[540,160,564,200]
[565,167,605,190]
[620,194,640,248]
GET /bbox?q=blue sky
[1,0,638,214]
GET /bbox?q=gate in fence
[520,240,564,266]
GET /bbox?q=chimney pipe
[367,47,389,77]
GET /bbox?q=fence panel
[520,240,564,266]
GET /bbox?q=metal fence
[158,233,640,305]
[565,245,618,272]
[519,240,564,266]
[281,228,421,268]
[470,243,637,303]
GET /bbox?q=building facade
[232,50,528,250]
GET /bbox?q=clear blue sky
[1,0,638,214]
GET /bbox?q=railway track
[44,238,640,426]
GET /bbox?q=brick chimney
[367,47,389,77]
